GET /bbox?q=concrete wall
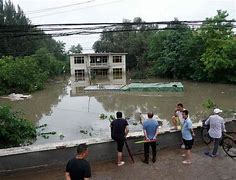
[0,120,235,172]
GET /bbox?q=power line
[0,20,235,39]
[30,0,123,19]
[26,0,96,14]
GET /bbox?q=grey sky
[11,0,236,52]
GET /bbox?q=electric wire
[26,0,96,14]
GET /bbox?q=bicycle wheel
[222,137,236,158]
[201,127,211,145]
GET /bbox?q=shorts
[182,138,194,150]
[117,140,125,152]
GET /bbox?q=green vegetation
[99,113,115,122]
[202,98,216,109]
[0,106,59,148]
[93,11,236,83]
[0,0,69,95]
[0,106,36,148]
[69,44,83,54]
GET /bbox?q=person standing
[142,112,159,164]
[110,111,129,166]
[172,103,185,130]
[204,108,226,158]
[65,143,91,180]
[181,110,195,164]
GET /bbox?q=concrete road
[1,143,236,180]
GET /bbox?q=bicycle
[201,120,236,158]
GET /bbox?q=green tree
[197,10,236,82]
[0,105,37,148]
[93,17,157,71]
[0,0,67,61]
[69,44,83,54]
[0,56,47,94]
[148,20,194,78]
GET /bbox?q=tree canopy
[93,11,236,83]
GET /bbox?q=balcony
[89,62,109,69]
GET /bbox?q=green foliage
[93,11,236,83]
[148,22,194,78]
[0,49,67,95]
[0,0,67,60]
[0,56,47,94]
[99,113,107,120]
[0,105,37,148]
[202,98,216,109]
[99,114,115,122]
[69,44,83,54]
[93,17,157,70]
[197,10,236,82]
[0,0,68,95]
[33,48,66,77]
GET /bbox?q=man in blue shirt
[181,110,195,164]
[142,112,159,164]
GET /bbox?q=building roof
[69,52,128,56]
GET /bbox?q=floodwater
[0,76,236,145]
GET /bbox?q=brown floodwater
[0,77,235,145]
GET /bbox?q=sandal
[182,160,191,164]
[118,161,125,166]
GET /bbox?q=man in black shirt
[110,112,129,166]
[65,143,91,180]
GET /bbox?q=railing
[89,63,109,67]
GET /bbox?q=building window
[74,57,84,64]
[91,69,108,79]
[113,68,122,79]
[75,69,85,81]
[90,56,108,65]
[113,56,122,63]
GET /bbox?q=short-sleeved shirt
[205,114,225,138]
[181,118,193,140]
[66,158,91,180]
[143,118,159,140]
[111,118,128,141]
[175,109,188,124]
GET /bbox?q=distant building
[70,53,127,82]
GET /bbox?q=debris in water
[80,130,88,134]
[99,113,107,120]
[0,93,32,101]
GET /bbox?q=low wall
[0,119,235,172]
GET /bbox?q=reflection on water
[0,76,236,145]
[70,74,126,95]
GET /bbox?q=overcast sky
[11,0,236,52]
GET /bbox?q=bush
[0,106,37,148]
[0,56,47,94]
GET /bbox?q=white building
[69,53,127,94]
[70,53,127,82]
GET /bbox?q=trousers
[144,141,156,161]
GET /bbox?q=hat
[214,108,223,114]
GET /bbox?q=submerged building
[69,53,127,95]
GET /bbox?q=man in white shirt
[204,108,226,157]
[172,103,185,130]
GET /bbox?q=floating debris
[59,134,65,140]
[109,115,115,122]
[99,113,107,120]
[9,93,32,101]
[80,130,88,134]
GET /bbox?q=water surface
[1,77,235,145]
